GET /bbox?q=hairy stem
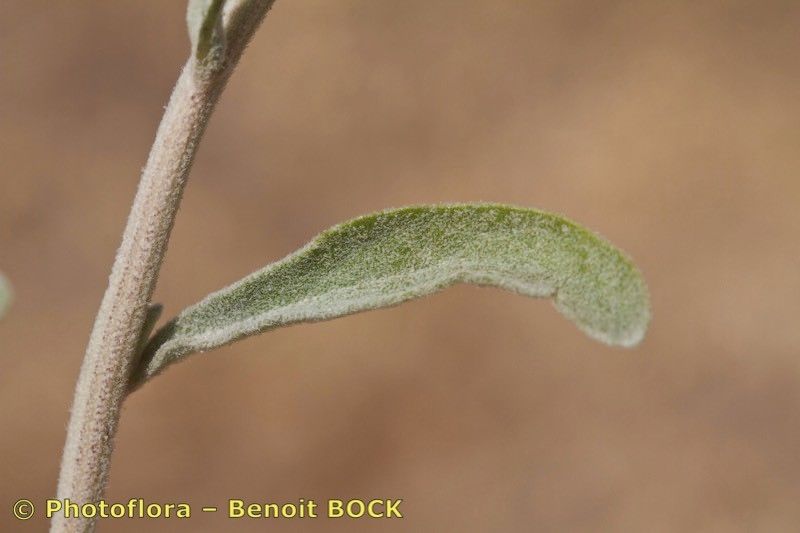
[52,2,276,531]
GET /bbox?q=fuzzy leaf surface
[132,204,650,387]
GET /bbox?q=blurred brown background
[2,1,799,531]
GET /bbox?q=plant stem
[52,3,275,531]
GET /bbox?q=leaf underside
[131,204,650,389]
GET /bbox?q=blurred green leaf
[187,0,226,62]
[131,204,650,388]
[0,272,11,319]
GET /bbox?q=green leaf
[0,272,10,319]
[131,204,650,388]
[187,0,226,63]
